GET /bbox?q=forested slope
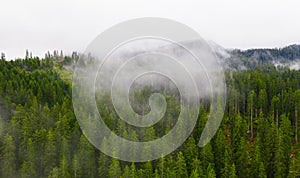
[0,55,300,178]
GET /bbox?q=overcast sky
[0,0,299,59]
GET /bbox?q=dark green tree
[1,134,16,178]
[108,158,121,178]
[175,152,188,178]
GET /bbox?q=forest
[0,53,300,178]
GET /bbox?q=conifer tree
[1,134,16,178]
[206,164,216,178]
[175,152,188,178]
[108,158,121,178]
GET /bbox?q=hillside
[209,43,300,70]
[0,50,300,177]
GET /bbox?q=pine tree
[129,162,137,178]
[257,162,267,178]
[191,157,203,178]
[175,152,188,178]
[20,161,35,178]
[231,113,247,155]
[143,126,156,141]
[1,52,5,60]
[141,161,153,178]
[157,155,166,178]
[25,49,29,59]
[199,142,214,172]
[183,136,198,174]
[20,138,37,178]
[58,155,71,178]
[288,152,300,178]
[251,139,266,177]
[213,129,226,177]
[221,149,232,178]
[228,164,238,178]
[43,129,57,176]
[190,169,200,178]
[274,115,292,178]
[153,169,160,178]
[258,89,268,116]
[165,155,176,178]
[72,154,81,178]
[76,135,96,177]
[271,96,280,131]
[48,167,59,178]
[247,90,255,139]
[206,164,216,178]
[293,90,300,143]
[235,137,250,177]
[265,121,277,177]
[123,165,130,178]
[108,158,121,178]
[98,141,111,177]
[1,134,16,178]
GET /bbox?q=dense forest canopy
[0,50,300,178]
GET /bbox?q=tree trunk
[276,110,279,134]
[296,104,298,143]
[251,106,253,140]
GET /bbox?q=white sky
[0,0,299,59]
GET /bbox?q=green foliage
[175,152,188,177]
[206,164,216,178]
[0,56,300,177]
[108,158,121,178]
[1,134,16,178]
[235,137,250,177]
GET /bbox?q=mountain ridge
[208,42,300,70]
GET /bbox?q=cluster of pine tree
[0,56,300,178]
